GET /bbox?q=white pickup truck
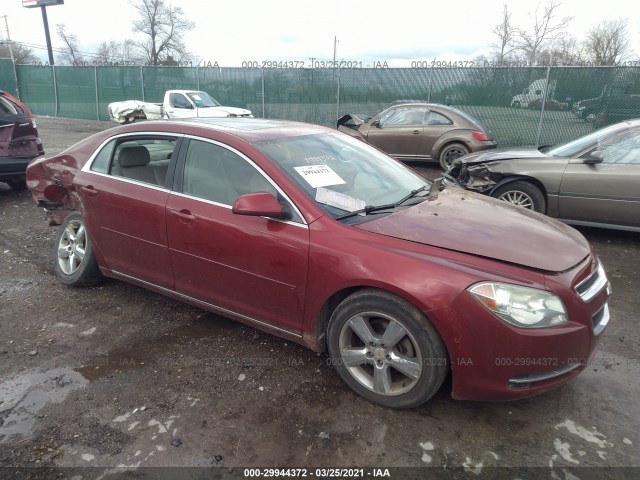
[108,89,253,123]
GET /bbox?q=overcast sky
[1,0,639,65]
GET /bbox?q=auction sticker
[315,187,366,212]
[294,165,345,188]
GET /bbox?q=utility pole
[332,36,338,80]
[2,15,20,98]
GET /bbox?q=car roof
[388,102,449,109]
[622,118,640,127]
[122,117,333,142]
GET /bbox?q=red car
[0,90,44,190]
[26,118,610,408]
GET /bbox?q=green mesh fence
[0,58,18,96]
[6,63,640,147]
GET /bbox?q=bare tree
[584,19,630,65]
[490,4,518,63]
[0,41,38,64]
[517,0,573,65]
[131,0,194,66]
[56,24,83,65]
[537,33,585,65]
[95,39,142,64]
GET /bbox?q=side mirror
[585,150,604,164]
[232,192,286,218]
[371,120,381,128]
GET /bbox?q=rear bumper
[0,156,34,179]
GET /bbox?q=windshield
[186,91,221,108]
[547,123,628,157]
[256,133,429,220]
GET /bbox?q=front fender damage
[448,160,504,193]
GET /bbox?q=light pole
[22,0,64,66]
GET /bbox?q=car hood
[337,113,372,129]
[457,147,549,165]
[355,187,589,273]
[198,106,252,117]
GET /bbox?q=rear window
[0,95,24,115]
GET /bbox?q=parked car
[27,118,610,408]
[0,90,44,190]
[108,90,253,123]
[573,84,640,125]
[446,119,640,232]
[337,103,496,169]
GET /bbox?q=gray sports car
[446,119,640,232]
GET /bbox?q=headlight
[469,283,567,328]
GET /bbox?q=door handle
[171,209,196,223]
[413,130,420,134]
[80,185,98,198]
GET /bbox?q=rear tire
[6,179,27,191]
[491,181,546,213]
[54,212,102,287]
[438,143,469,170]
[327,289,448,409]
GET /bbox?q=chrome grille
[575,260,608,302]
[592,303,610,336]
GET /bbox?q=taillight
[472,131,489,141]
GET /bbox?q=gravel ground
[0,116,638,479]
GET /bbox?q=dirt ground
[0,117,638,479]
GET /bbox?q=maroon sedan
[26,118,610,408]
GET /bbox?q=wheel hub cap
[338,312,423,396]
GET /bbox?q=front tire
[438,143,469,170]
[54,212,102,287]
[491,180,546,213]
[327,289,448,409]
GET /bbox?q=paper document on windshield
[294,165,346,188]
[316,187,366,213]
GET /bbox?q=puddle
[0,367,88,444]
[76,316,235,382]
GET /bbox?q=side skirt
[100,267,306,345]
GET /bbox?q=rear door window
[89,136,179,188]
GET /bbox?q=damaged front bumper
[446,160,500,193]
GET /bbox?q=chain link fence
[2,58,639,147]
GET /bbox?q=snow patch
[462,457,483,475]
[80,327,97,336]
[553,438,579,464]
[128,421,140,431]
[148,419,168,434]
[555,420,611,449]
[113,412,131,423]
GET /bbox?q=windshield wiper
[334,185,429,221]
